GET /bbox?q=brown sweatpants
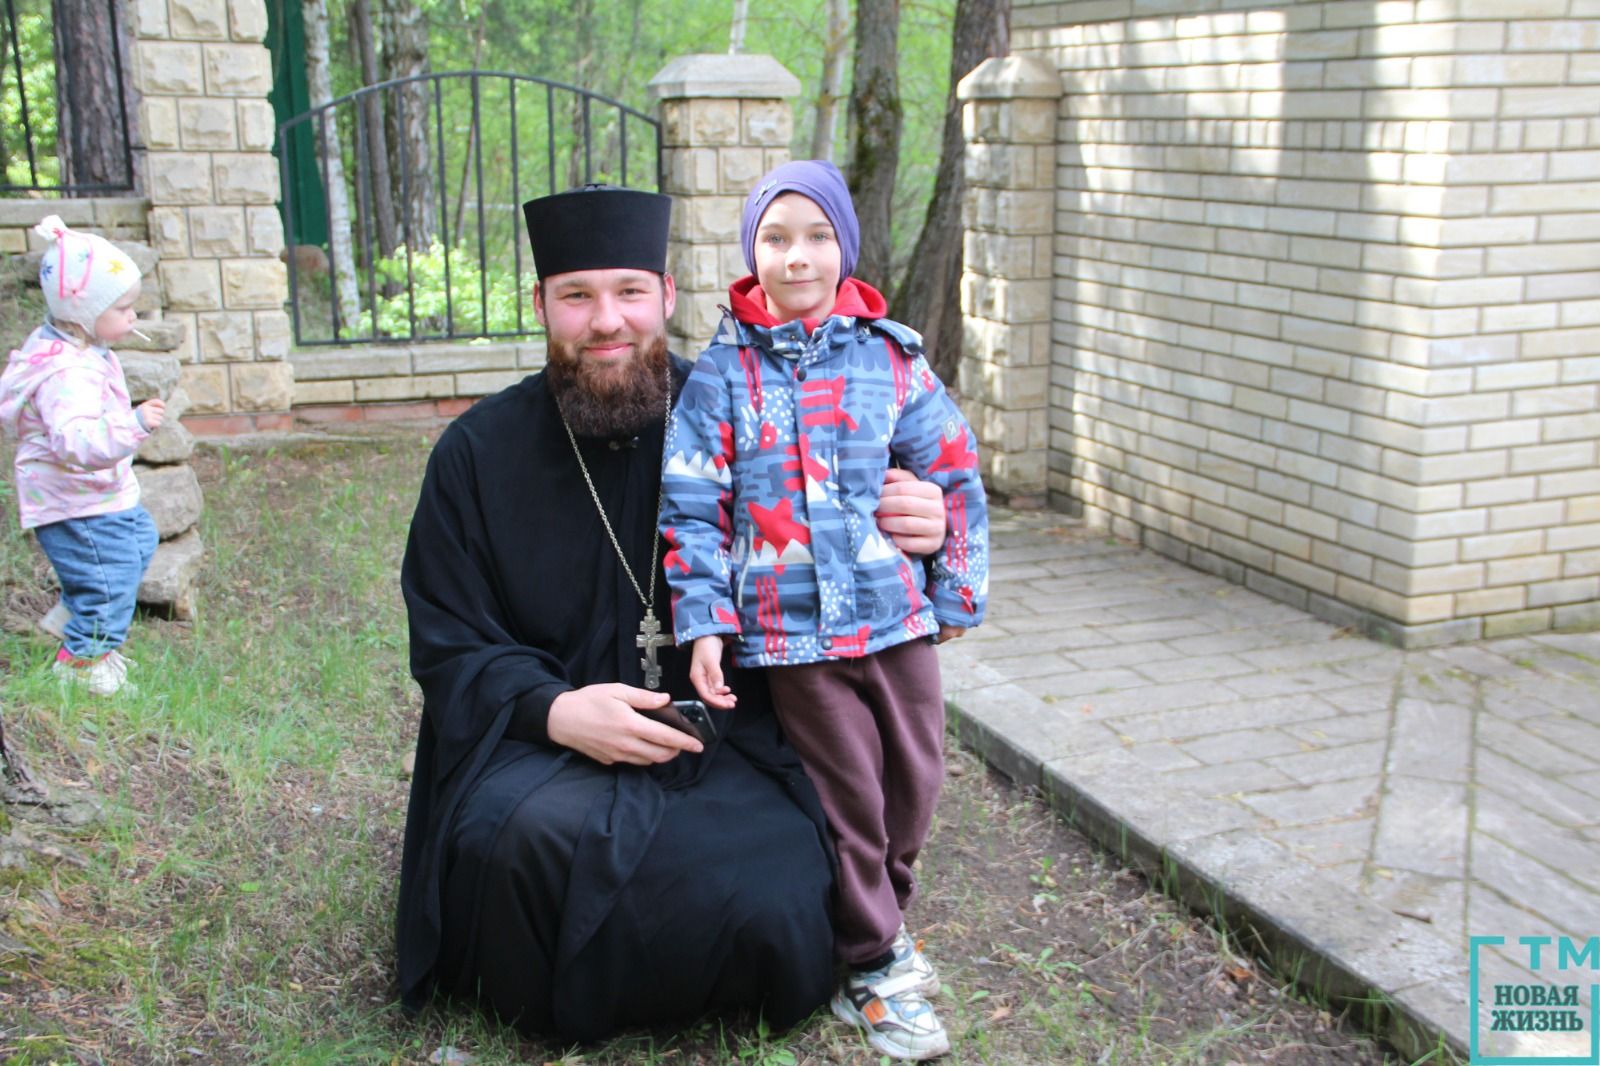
[767,637,944,967]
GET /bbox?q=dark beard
[546,332,671,438]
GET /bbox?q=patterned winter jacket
[659,275,988,668]
[0,322,148,529]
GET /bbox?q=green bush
[354,241,531,340]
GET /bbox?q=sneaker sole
[830,992,951,1061]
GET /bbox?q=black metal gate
[277,71,661,347]
[0,0,135,195]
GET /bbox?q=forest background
[1,0,1012,380]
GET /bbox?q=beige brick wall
[288,340,544,406]
[649,55,800,359]
[133,0,292,416]
[1005,0,1600,645]
[0,198,150,254]
[959,59,1059,506]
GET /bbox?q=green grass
[0,436,1410,1064]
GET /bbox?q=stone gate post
[957,56,1060,507]
[648,55,801,358]
[130,0,293,429]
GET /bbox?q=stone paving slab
[943,508,1600,1062]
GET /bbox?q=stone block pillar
[130,0,293,427]
[648,54,801,358]
[957,56,1059,507]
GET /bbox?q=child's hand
[690,636,737,709]
[137,398,166,431]
[935,624,966,645]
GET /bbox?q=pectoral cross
[637,609,671,690]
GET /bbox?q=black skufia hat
[522,185,672,278]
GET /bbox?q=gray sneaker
[831,964,950,1061]
[889,924,940,997]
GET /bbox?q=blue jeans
[34,506,159,658]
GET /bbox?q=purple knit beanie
[740,160,860,282]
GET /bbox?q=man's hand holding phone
[637,699,717,746]
[548,684,704,765]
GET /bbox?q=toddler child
[659,161,988,1061]
[0,216,165,696]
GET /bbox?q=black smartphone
[638,699,717,746]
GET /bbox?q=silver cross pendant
[636,609,671,690]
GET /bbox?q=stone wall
[290,340,542,413]
[1000,0,1600,645]
[959,59,1060,506]
[131,0,293,428]
[0,199,152,255]
[0,199,206,617]
[650,55,800,358]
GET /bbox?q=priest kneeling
[395,185,949,1040]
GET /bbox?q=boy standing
[660,161,988,1060]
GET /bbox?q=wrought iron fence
[0,0,135,195]
[278,71,662,347]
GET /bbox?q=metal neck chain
[556,367,673,613]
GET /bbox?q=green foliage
[0,0,59,189]
[357,240,530,339]
[317,0,957,279]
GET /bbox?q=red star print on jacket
[660,275,989,668]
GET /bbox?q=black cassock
[396,360,835,1040]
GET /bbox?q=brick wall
[289,340,543,408]
[1010,0,1600,645]
[650,55,800,359]
[131,0,293,419]
[0,199,150,256]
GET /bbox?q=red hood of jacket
[727,274,888,333]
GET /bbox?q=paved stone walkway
[943,508,1600,1062]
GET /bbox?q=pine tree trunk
[304,0,363,332]
[729,0,749,54]
[893,0,1009,385]
[381,0,437,250]
[349,0,399,258]
[809,0,848,162]
[452,8,488,242]
[845,0,901,292]
[566,0,594,189]
[51,0,132,190]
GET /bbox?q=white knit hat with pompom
[33,215,141,332]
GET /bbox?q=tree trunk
[453,8,488,242]
[304,0,363,332]
[893,0,1009,385]
[809,0,848,162]
[598,0,645,180]
[0,27,12,181]
[729,0,749,54]
[381,0,438,250]
[349,0,399,258]
[51,0,132,190]
[566,0,594,189]
[845,0,901,292]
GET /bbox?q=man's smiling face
[535,268,678,437]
